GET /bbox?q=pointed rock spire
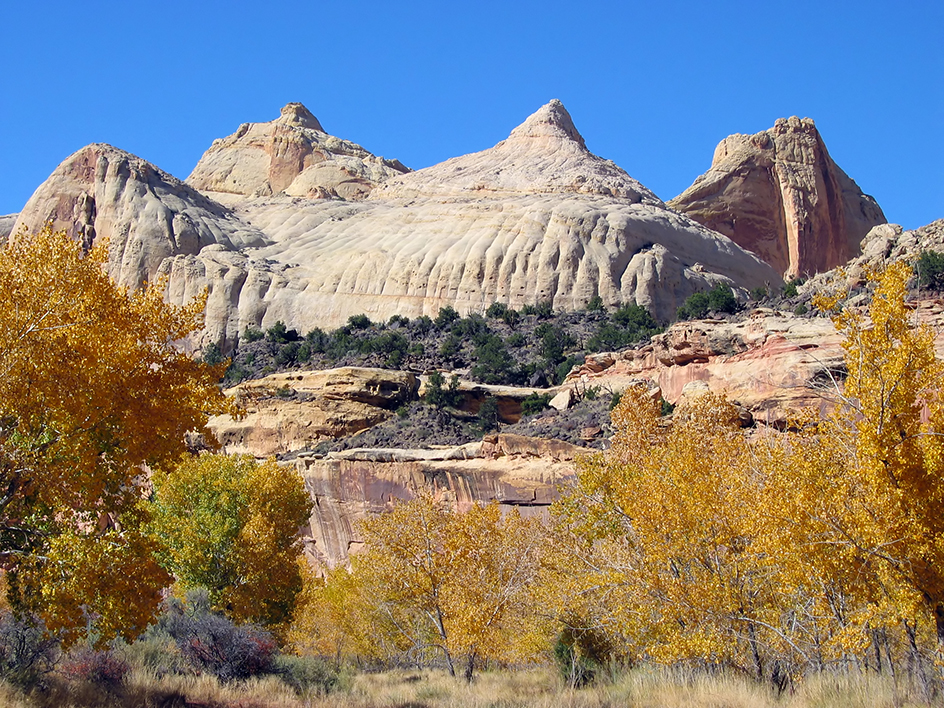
[508,99,586,149]
[276,102,325,132]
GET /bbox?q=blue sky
[1,1,940,229]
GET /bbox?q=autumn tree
[149,453,312,631]
[352,494,545,679]
[0,227,234,645]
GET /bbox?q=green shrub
[470,333,516,384]
[782,277,805,298]
[275,342,300,366]
[274,654,348,696]
[794,303,809,316]
[609,392,622,410]
[347,314,372,330]
[486,302,508,318]
[661,399,675,416]
[707,283,738,314]
[388,314,410,327]
[502,308,521,327]
[201,341,226,367]
[751,285,769,301]
[916,250,944,290]
[266,320,297,343]
[586,294,604,311]
[424,371,462,409]
[0,612,58,689]
[534,299,554,319]
[676,291,710,320]
[435,305,460,329]
[411,315,434,335]
[476,397,501,433]
[439,334,463,364]
[521,392,552,415]
[506,332,526,348]
[243,326,264,343]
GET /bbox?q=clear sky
[1,1,940,229]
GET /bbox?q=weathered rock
[548,388,573,411]
[209,367,418,457]
[14,101,781,348]
[186,103,409,204]
[670,117,886,279]
[0,214,17,240]
[297,436,580,567]
[9,144,269,294]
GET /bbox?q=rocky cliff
[670,117,885,279]
[12,101,780,348]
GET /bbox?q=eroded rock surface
[209,367,419,457]
[186,102,409,204]
[0,214,17,240]
[14,101,780,349]
[670,117,885,279]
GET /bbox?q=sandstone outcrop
[0,214,16,240]
[209,367,418,457]
[14,101,781,349]
[186,103,409,204]
[9,144,269,293]
[296,436,579,566]
[670,117,885,279]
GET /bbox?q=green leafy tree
[150,454,312,630]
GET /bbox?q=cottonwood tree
[0,227,234,645]
[149,454,312,632]
[353,494,545,680]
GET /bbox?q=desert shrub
[613,303,657,330]
[439,334,463,365]
[535,323,575,367]
[451,313,489,339]
[751,285,769,301]
[583,386,600,401]
[506,332,526,348]
[408,343,424,357]
[794,303,809,316]
[388,314,410,327]
[521,392,552,415]
[411,315,434,335]
[243,326,264,343]
[223,364,250,386]
[486,302,508,318]
[201,342,225,367]
[476,397,501,433]
[424,371,462,409]
[555,355,583,386]
[676,291,710,320]
[609,392,622,410]
[470,333,517,384]
[435,305,460,329]
[534,299,554,319]
[916,250,944,290]
[267,320,298,343]
[661,399,675,416]
[273,654,348,696]
[60,647,130,688]
[520,303,536,316]
[275,341,300,366]
[0,612,58,688]
[371,331,409,368]
[347,314,372,330]
[502,308,521,327]
[160,592,276,683]
[707,283,738,314]
[782,277,805,298]
[586,294,604,311]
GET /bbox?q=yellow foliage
[0,226,234,645]
[150,453,313,631]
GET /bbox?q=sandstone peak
[670,117,885,278]
[276,102,325,132]
[372,99,658,203]
[507,99,586,149]
[186,104,409,204]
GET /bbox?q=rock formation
[209,367,419,457]
[670,117,885,279]
[8,144,268,292]
[186,102,410,204]
[0,214,16,240]
[12,101,781,349]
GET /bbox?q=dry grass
[0,665,933,708]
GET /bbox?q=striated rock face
[0,214,17,240]
[15,101,780,348]
[209,367,419,457]
[567,311,844,426]
[186,102,410,204]
[297,435,579,567]
[9,144,268,292]
[160,100,779,344]
[670,117,885,279]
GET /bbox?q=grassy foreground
[0,666,932,708]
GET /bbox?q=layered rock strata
[13,101,780,348]
[186,102,410,204]
[670,117,885,279]
[297,434,581,567]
